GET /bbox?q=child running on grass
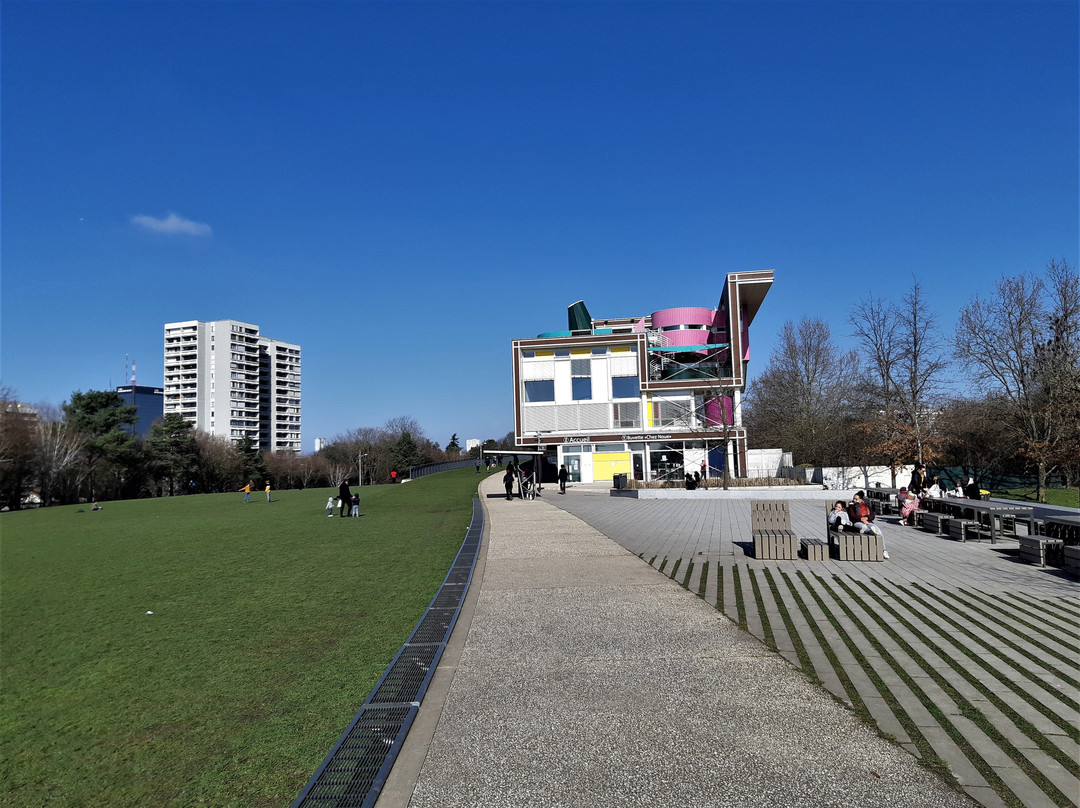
[326,496,335,517]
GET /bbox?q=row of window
[524,375,639,403]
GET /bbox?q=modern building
[115,384,164,439]
[163,320,301,453]
[511,270,773,484]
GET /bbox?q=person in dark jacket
[558,464,569,494]
[503,469,515,500]
[964,477,982,500]
[908,463,926,495]
[338,480,352,517]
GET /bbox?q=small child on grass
[326,496,334,517]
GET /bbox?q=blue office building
[115,385,164,439]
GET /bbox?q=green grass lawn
[994,487,1080,509]
[1,470,481,808]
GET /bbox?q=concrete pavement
[376,476,986,807]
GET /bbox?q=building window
[524,380,555,402]
[572,377,592,400]
[612,376,639,398]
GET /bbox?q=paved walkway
[372,477,1073,807]
[547,486,1080,808]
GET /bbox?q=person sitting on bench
[828,500,852,530]
[848,491,889,558]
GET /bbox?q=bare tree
[744,318,858,466]
[0,388,38,509]
[850,281,948,473]
[327,463,351,487]
[955,260,1079,501]
[34,404,83,506]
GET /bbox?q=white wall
[746,448,785,477]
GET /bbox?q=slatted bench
[1063,545,1080,576]
[825,504,885,561]
[832,530,885,561]
[751,500,798,560]
[921,511,950,536]
[1018,536,1064,567]
[948,518,981,542]
[800,538,828,561]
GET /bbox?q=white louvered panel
[579,403,610,430]
[522,406,557,433]
[522,360,555,381]
[553,406,572,431]
[610,355,637,375]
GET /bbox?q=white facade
[163,320,301,453]
[511,271,774,484]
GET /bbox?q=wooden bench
[1018,536,1064,567]
[1063,545,1080,576]
[751,500,798,559]
[800,538,828,561]
[825,504,885,561]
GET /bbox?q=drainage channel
[291,497,484,808]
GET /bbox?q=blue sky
[2,1,1077,451]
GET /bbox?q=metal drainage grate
[368,643,441,705]
[431,583,466,609]
[443,566,472,585]
[293,498,484,808]
[294,705,416,807]
[405,607,458,645]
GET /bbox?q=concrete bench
[1017,536,1064,567]
[800,538,828,561]
[751,500,798,559]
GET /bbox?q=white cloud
[130,212,212,236]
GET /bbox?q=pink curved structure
[704,395,734,426]
[652,307,716,355]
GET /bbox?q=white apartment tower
[163,320,301,453]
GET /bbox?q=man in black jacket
[339,480,352,517]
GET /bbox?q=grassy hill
[1,469,482,807]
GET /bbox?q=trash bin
[613,473,627,490]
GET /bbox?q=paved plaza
[377,478,1079,808]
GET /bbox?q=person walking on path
[351,492,360,518]
[326,496,335,517]
[503,468,515,500]
[265,481,271,503]
[558,464,569,494]
[240,480,253,503]
[338,480,352,517]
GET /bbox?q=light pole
[358,452,368,487]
